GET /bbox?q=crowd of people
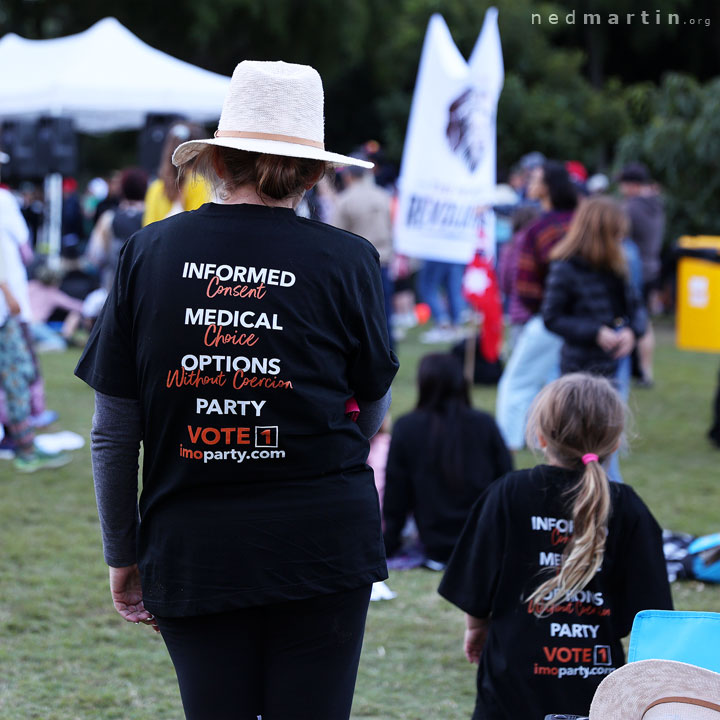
[1,59,717,720]
[0,121,218,470]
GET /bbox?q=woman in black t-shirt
[439,373,672,719]
[75,62,398,720]
[383,352,512,565]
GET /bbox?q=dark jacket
[542,257,647,376]
[382,408,513,563]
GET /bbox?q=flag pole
[464,310,480,385]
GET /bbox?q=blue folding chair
[628,609,720,673]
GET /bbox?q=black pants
[155,585,372,720]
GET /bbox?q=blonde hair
[525,373,625,615]
[550,195,629,276]
[180,145,326,202]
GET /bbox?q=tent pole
[43,172,63,268]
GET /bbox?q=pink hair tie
[582,453,599,465]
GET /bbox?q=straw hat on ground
[172,60,372,170]
[590,660,720,719]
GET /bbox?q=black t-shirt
[76,202,399,617]
[383,408,512,562]
[438,465,672,720]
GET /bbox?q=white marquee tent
[0,17,231,133]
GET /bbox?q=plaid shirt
[515,210,574,315]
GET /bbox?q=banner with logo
[395,9,504,263]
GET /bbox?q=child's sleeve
[613,493,674,637]
[626,278,648,339]
[438,483,507,618]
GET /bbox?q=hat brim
[172,137,374,169]
[590,660,720,719]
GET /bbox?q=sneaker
[14,449,72,473]
[420,326,456,344]
[392,311,418,329]
[30,409,60,429]
[422,558,447,572]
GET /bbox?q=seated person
[383,353,512,565]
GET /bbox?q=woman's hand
[109,564,159,632]
[464,615,490,664]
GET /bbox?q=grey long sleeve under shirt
[91,388,391,567]
[91,392,143,567]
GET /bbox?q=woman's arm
[91,391,142,567]
[0,240,20,314]
[86,210,114,267]
[356,388,391,438]
[92,392,156,630]
[0,282,21,317]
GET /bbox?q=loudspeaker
[139,113,184,174]
[37,117,78,176]
[0,117,77,179]
[1,120,41,179]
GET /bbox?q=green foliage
[497,70,629,171]
[617,73,720,241]
[2,0,717,199]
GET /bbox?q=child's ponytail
[524,374,624,616]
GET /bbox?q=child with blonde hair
[439,373,672,719]
[542,195,646,379]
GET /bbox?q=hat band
[214,130,324,150]
[644,697,720,715]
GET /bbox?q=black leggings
[155,585,372,720]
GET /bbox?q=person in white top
[0,187,55,428]
[0,228,70,472]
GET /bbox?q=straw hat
[172,60,372,170]
[590,660,720,719]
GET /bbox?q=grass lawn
[1,318,719,719]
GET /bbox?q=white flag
[395,9,504,263]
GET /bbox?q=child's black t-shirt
[438,465,672,720]
[75,202,399,616]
